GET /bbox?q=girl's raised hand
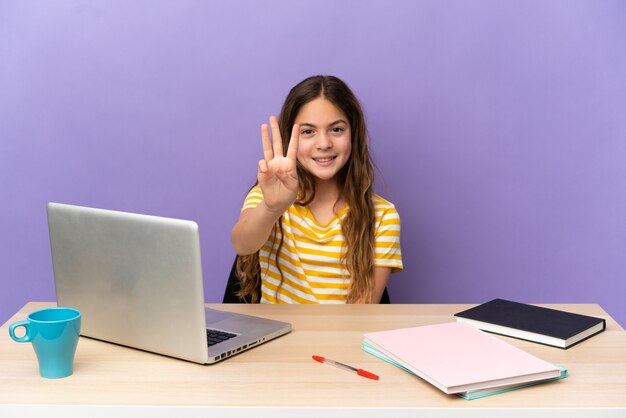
[258,116,300,214]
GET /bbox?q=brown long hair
[236,75,376,303]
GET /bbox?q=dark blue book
[454,299,606,349]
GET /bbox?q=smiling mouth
[313,156,337,163]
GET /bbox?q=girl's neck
[314,177,339,199]
[311,178,345,213]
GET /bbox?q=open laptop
[47,202,291,364]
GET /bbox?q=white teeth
[314,157,335,162]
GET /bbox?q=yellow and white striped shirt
[242,185,403,304]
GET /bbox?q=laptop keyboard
[206,329,237,347]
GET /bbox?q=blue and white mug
[9,307,81,378]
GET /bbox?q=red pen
[312,355,379,380]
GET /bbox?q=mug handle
[9,320,32,343]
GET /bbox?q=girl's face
[294,97,352,185]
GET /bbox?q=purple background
[1,1,625,326]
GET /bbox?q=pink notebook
[363,322,562,394]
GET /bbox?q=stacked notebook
[362,322,568,400]
[454,298,606,349]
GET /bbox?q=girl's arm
[371,267,392,303]
[230,203,282,255]
[231,116,300,255]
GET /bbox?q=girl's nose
[316,132,332,149]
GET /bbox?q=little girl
[230,75,402,304]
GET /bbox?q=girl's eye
[301,129,314,136]
[331,126,345,134]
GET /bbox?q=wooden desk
[2,302,625,417]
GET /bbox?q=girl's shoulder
[371,194,401,230]
[372,193,398,211]
[247,184,263,195]
[241,184,264,211]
